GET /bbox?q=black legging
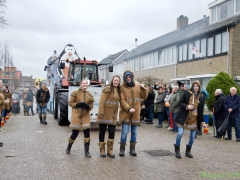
[99,124,116,142]
[70,129,90,140]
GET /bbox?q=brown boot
[98,142,106,157]
[84,138,91,158]
[66,138,75,154]
[107,139,115,158]
[129,142,137,156]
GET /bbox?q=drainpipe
[227,27,229,74]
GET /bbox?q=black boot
[119,143,126,157]
[84,138,91,158]
[66,138,74,154]
[185,145,193,158]
[129,142,137,156]
[39,115,43,124]
[42,115,47,125]
[174,144,181,159]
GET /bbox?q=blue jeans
[27,105,34,114]
[227,117,240,139]
[147,105,154,122]
[38,104,47,115]
[157,112,164,126]
[1,109,8,119]
[172,112,178,132]
[166,107,170,125]
[120,124,138,143]
[175,127,196,147]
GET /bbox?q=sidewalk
[0,113,239,180]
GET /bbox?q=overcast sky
[0,0,213,79]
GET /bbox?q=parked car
[11,93,20,114]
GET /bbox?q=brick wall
[230,23,240,78]
[133,65,176,83]
[176,56,227,77]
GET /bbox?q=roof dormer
[209,0,240,23]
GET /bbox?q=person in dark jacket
[213,89,225,138]
[174,80,205,159]
[144,86,155,124]
[224,87,240,142]
[196,90,207,136]
[154,86,166,128]
[26,89,35,116]
[36,83,50,125]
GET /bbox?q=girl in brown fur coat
[66,79,94,158]
[97,75,126,158]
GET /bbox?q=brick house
[0,67,22,90]
[22,76,35,89]
[106,0,240,88]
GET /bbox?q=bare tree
[0,0,8,28]
[135,76,163,86]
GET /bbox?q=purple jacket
[224,94,240,118]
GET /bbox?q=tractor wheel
[57,92,69,126]
[53,93,58,119]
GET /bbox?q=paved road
[0,105,240,180]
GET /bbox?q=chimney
[203,15,207,24]
[177,15,188,30]
[135,38,138,48]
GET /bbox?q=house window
[168,48,172,64]
[139,57,143,70]
[207,37,213,56]
[182,44,187,61]
[215,34,221,54]
[172,47,176,63]
[194,40,200,58]
[217,0,234,20]
[201,38,206,56]
[237,0,240,13]
[158,51,162,65]
[134,59,138,71]
[25,82,31,86]
[179,46,182,61]
[164,49,168,64]
[188,43,193,60]
[222,32,228,53]
[212,6,217,22]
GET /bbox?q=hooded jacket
[170,88,185,113]
[3,90,12,110]
[119,70,148,125]
[36,87,50,107]
[175,80,205,128]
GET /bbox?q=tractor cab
[60,59,100,86]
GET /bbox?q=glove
[76,103,85,108]
[98,114,104,119]
[116,121,122,126]
[84,103,90,110]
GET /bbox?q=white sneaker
[167,127,173,130]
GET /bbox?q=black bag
[217,114,229,136]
